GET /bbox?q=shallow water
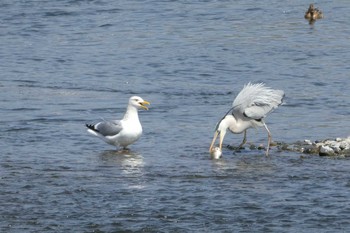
[1,0,350,232]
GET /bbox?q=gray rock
[339,140,350,150]
[304,139,312,145]
[319,145,335,156]
[342,149,350,156]
[336,137,343,142]
[302,145,319,154]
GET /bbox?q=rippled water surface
[1,0,350,232]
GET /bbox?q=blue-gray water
[1,0,350,232]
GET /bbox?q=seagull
[209,83,284,156]
[86,96,150,150]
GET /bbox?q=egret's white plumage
[86,96,150,149]
[209,83,284,156]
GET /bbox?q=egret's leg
[262,121,272,156]
[238,130,247,148]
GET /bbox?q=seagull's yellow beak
[140,100,150,110]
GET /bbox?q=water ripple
[1,0,350,232]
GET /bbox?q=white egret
[209,83,284,156]
[86,96,150,150]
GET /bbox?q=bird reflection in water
[99,150,145,176]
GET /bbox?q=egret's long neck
[218,115,235,132]
[219,115,247,134]
[123,105,139,121]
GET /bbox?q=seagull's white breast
[115,119,142,147]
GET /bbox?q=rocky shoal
[275,137,350,157]
[227,137,350,157]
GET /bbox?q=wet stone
[304,139,312,145]
[275,137,350,157]
[302,145,319,154]
[302,137,350,157]
[342,149,350,156]
[249,144,257,150]
[319,145,335,156]
[339,140,350,150]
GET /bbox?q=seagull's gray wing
[93,120,123,136]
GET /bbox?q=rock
[319,145,335,156]
[269,141,278,146]
[249,144,257,150]
[339,140,350,150]
[277,142,289,151]
[336,137,343,142]
[304,139,312,145]
[302,145,319,154]
[342,149,350,157]
[333,145,342,153]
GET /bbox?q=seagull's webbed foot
[118,147,130,153]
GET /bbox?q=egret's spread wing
[244,103,273,119]
[92,120,123,136]
[232,83,284,119]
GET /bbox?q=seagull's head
[129,96,150,110]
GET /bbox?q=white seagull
[86,96,150,150]
[209,83,284,156]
